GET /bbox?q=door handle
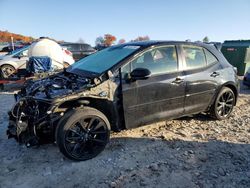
[210,72,220,77]
[171,77,184,84]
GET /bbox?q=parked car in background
[0,43,9,51]
[95,44,108,51]
[0,46,29,78]
[61,47,74,67]
[0,43,28,53]
[8,41,239,161]
[61,42,96,61]
[243,67,250,87]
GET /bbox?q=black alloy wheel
[211,87,235,120]
[56,107,110,161]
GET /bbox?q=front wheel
[210,87,235,120]
[56,107,110,161]
[1,64,16,78]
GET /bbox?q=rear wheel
[56,107,110,161]
[210,87,235,120]
[1,64,16,78]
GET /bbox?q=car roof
[121,40,215,48]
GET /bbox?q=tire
[1,64,16,78]
[210,87,235,120]
[56,107,110,161]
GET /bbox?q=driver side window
[121,45,178,79]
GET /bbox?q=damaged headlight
[7,98,52,146]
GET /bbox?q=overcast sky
[0,0,249,45]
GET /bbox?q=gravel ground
[0,83,250,188]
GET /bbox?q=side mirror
[130,68,151,81]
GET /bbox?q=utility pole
[11,36,14,51]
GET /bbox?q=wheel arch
[221,81,239,105]
[207,81,239,112]
[56,97,122,131]
[0,62,17,69]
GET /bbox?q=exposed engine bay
[18,71,91,99]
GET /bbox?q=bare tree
[77,38,85,43]
[95,36,105,46]
[203,36,209,43]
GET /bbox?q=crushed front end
[7,98,55,146]
[6,71,93,147]
[6,70,120,147]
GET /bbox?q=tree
[95,36,105,46]
[0,30,34,43]
[104,34,116,46]
[203,36,209,43]
[118,39,126,44]
[131,35,150,42]
[77,38,85,43]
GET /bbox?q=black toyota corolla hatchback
[8,41,239,161]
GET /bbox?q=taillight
[64,49,72,56]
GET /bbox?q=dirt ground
[0,82,250,188]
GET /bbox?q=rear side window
[81,44,93,51]
[183,46,206,69]
[204,49,218,65]
[130,46,178,75]
[62,44,80,51]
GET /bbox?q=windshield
[67,45,141,74]
[7,46,29,56]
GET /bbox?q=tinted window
[62,44,80,51]
[81,44,93,51]
[204,49,218,65]
[129,46,178,75]
[183,46,206,69]
[8,46,29,56]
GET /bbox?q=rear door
[181,45,221,114]
[121,45,186,129]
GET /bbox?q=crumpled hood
[18,72,91,100]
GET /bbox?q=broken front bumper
[7,97,57,146]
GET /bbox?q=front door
[121,45,186,129]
